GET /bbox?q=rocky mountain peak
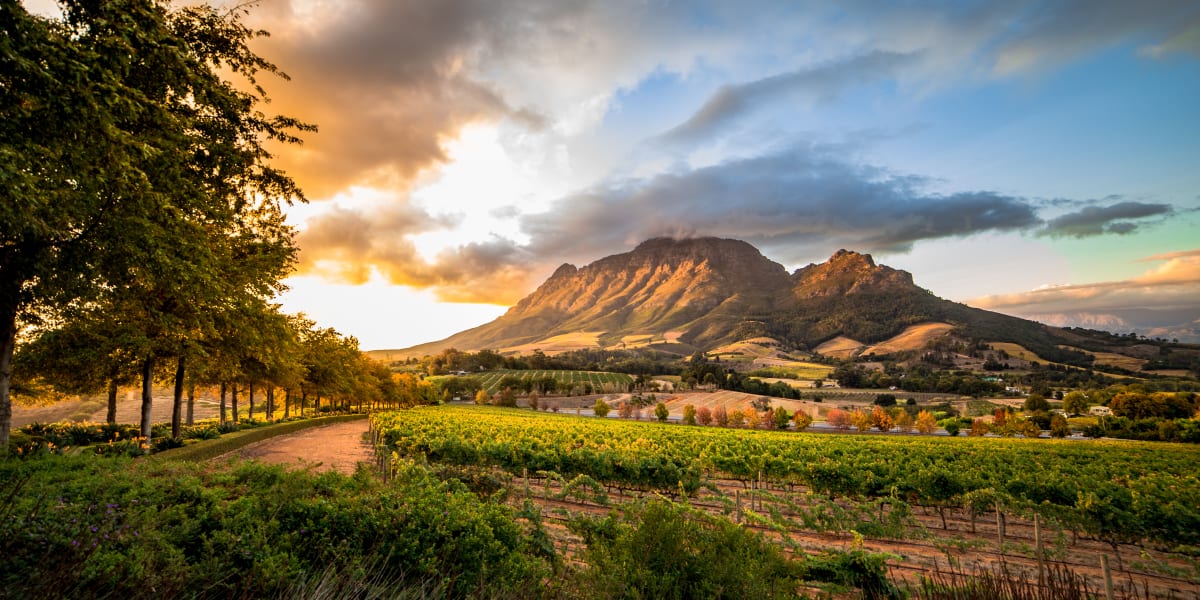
[792,249,914,298]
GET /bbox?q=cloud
[520,143,1042,265]
[294,203,537,304]
[985,0,1200,74]
[657,51,917,146]
[969,250,1200,314]
[1038,201,1174,238]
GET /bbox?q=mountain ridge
[391,237,1147,366]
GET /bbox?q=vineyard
[474,369,634,394]
[373,406,1200,597]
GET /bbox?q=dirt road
[221,419,374,475]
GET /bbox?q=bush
[0,455,550,598]
[873,394,897,407]
[944,421,961,436]
[593,399,611,418]
[567,501,803,598]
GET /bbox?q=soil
[219,420,374,475]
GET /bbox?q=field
[861,322,956,355]
[1062,345,1149,371]
[501,331,606,355]
[814,335,866,358]
[373,406,1200,597]
[475,369,634,394]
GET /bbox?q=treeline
[422,347,681,376]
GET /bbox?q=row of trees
[0,0,420,450]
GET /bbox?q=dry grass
[862,322,955,355]
[503,331,605,355]
[814,335,865,358]
[708,337,781,358]
[988,342,1045,363]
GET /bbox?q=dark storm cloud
[1039,201,1174,238]
[521,143,1042,265]
[657,51,916,146]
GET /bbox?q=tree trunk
[220,382,227,425]
[171,355,185,439]
[266,386,274,422]
[231,383,239,423]
[106,378,119,424]
[248,382,255,421]
[284,388,291,419]
[300,388,307,416]
[140,356,154,441]
[0,300,15,455]
[186,381,195,426]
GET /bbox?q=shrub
[944,421,961,436]
[654,402,670,422]
[593,399,611,418]
[873,394,897,407]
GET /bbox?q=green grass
[151,414,367,462]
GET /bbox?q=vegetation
[374,406,1200,547]
[0,454,549,598]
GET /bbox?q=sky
[30,0,1200,348]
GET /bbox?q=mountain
[394,237,1195,369]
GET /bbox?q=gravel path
[222,419,374,475]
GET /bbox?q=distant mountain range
[392,237,1198,373]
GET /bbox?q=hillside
[392,237,1191,370]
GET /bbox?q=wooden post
[736,490,742,523]
[1101,554,1114,600]
[1035,513,1044,585]
[996,507,1004,554]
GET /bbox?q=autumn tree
[474,389,490,405]
[742,407,759,428]
[871,406,893,432]
[914,410,938,434]
[894,410,914,433]
[793,410,813,430]
[714,404,729,427]
[826,408,849,430]
[696,405,712,425]
[848,409,872,432]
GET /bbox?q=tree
[1062,391,1089,416]
[793,410,813,430]
[915,410,938,434]
[682,404,697,425]
[593,399,610,418]
[826,408,849,430]
[0,0,310,450]
[696,406,712,426]
[741,407,759,428]
[969,418,989,436]
[894,410,914,433]
[871,406,893,431]
[849,409,872,432]
[1023,394,1050,413]
[772,406,790,429]
[654,402,669,422]
[474,389,490,405]
[618,401,633,419]
[714,404,729,427]
[528,390,540,411]
[728,407,745,428]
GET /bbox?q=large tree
[0,0,310,450]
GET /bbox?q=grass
[814,336,865,358]
[861,322,955,355]
[151,414,367,462]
